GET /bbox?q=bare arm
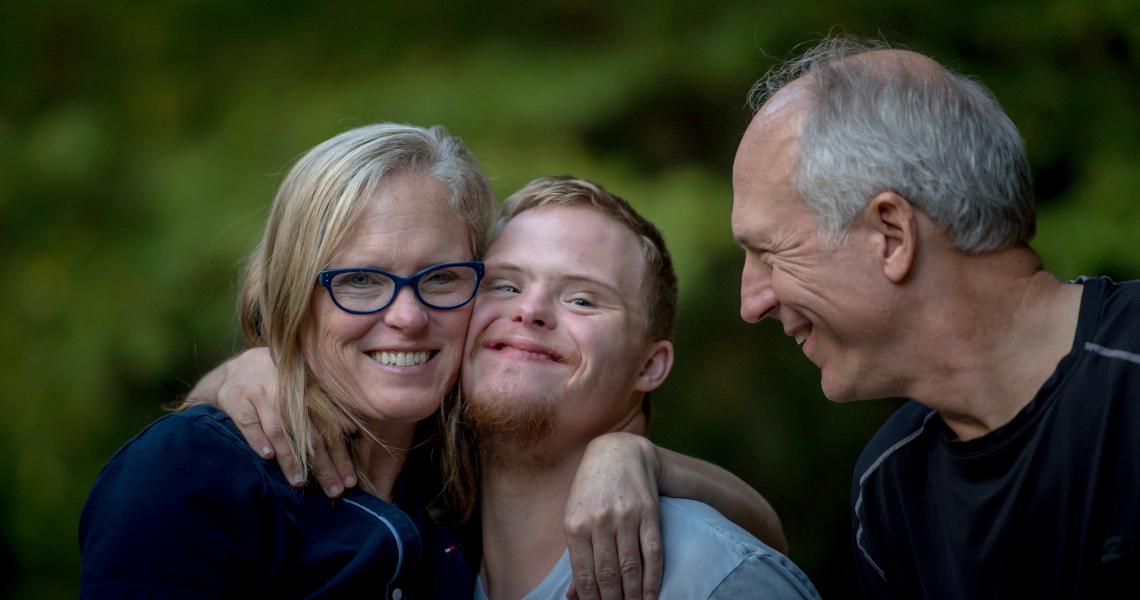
[184,347,356,497]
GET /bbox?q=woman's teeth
[370,351,430,367]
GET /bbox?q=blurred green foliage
[1,1,1137,597]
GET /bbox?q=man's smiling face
[732,82,903,403]
[461,205,651,447]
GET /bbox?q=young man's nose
[515,291,555,329]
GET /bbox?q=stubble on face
[464,369,558,468]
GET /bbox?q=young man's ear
[864,191,918,283]
[634,340,674,393]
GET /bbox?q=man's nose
[740,254,778,323]
[515,289,555,329]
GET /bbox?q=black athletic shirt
[851,276,1139,599]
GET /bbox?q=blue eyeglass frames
[316,261,484,314]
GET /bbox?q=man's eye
[569,298,594,308]
[486,281,520,294]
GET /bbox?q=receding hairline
[736,81,809,190]
[847,48,949,79]
[739,47,956,187]
[758,48,951,115]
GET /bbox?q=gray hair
[750,36,1036,253]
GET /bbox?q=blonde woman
[81,123,492,597]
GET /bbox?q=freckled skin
[464,206,659,450]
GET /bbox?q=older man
[732,37,1139,598]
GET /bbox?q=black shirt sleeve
[79,409,274,598]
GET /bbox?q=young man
[465,177,817,599]
[732,36,1139,598]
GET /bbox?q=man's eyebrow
[486,261,625,298]
[486,261,526,275]
[559,274,624,298]
[734,235,767,251]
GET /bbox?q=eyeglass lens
[329,265,479,311]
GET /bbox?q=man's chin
[820,371,864,403]
[819,368,847,403]
[465,388,557,464]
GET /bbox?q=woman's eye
[424,271,458,285]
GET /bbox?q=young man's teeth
[371,351,430,366]
[795,332,808,346]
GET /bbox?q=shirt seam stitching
[852,409,937,583]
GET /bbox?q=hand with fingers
[564,433,663,600]
[185,347,358,498]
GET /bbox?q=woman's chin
[356,392,444,427]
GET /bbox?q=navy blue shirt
[80,404,473,598]
[851,277,1140,599]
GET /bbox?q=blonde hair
[497,176,677,341]
[239,123,492,506]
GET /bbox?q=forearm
[656,445,788,554]
[183,359,228,406]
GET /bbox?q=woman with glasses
[80,123,493,597]
[79,123,781,598]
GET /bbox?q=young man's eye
[569,298,594,308]
[485,280,520,294]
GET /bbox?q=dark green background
[2,1,1138,597]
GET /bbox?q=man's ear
[864,191,918,283]
[634,340,674,393]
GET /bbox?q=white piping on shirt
[344,497,404,598]
[852,409,938,583]
[1084,342,1140,366]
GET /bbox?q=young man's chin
[465,388,557,464]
